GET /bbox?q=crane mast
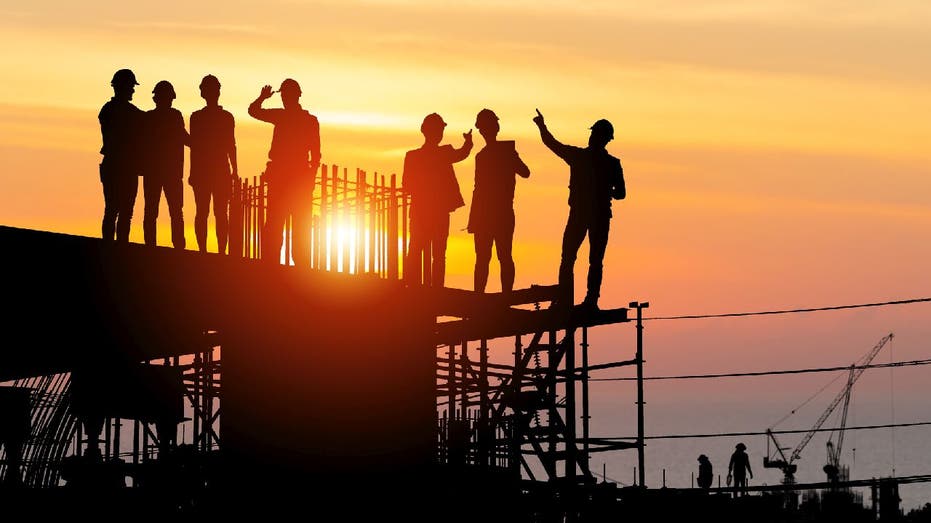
[824,367,855,482]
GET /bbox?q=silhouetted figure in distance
[728,442,753,497]
[402,113,472,287]
[468,108,530,293]
[697,454,713,490]
[249,79,320,265]
[190,74,238,254]
[533,109,625,311]
[98,68,144,242]
[143,80,189,249]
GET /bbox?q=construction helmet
[153,80,176,99]
[589,118,614,139]
[111,68,139,87]
[279,78,302,96]
[420,113,446,133]
[199,74,221,90]
[475,108,498,130]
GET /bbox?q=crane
[763,333,894,486]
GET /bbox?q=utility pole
[630,301,649,488]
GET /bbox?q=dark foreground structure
[0,225,640,521]
[0,225,912,521]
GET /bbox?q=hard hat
[698,454,708,462]
[736,442,746,451]
[279,78,302,96]
[200,74,221,90]
[421,112,446,133]
[475,108,498,129]
[589,118,614,139]
[111,68,139,87]
[153,80,176,99]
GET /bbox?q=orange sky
[1,0,930,503]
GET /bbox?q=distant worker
[248,79,320,265]
[467,109,530,293]
[402,113,472,287]
[532,109,625,311]
[190,74,238,254]
[143,80,189,249]
[697,454,713,490]
[728,442,753,497]
[98,68,144,242]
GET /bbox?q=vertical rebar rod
[388,174,399,280]
[320,165,329,269]
[330,165,338,271]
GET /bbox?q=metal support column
[629,301,649,488]
[581,326,589,467]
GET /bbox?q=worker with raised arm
[402,113,472,288]
[532,108,625,311]
[248,79,320,266]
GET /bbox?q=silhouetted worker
[248,79,320,265]
[402,113,472,287]
[143,80,189,249]
[532,109,625,311]
[468,109,530,293]
[98,68,144,242]
[190,74,238,254]
[728,442,753,497]
[697,454,713,490]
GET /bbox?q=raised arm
[248,85,277,123]
[533,109,572,161]
[450,129,473,163]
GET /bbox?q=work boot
[575,295,600,313]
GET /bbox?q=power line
[590,358,931,382]
[644,297,931,321]
[597,420,931,442]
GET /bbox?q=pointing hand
[463,129,473,143]
[533,108,545,127]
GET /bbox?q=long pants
[558,208,611,304]
[143,174,185,249]
[193,181,231,254]
[263,174,314,266]
[100,161,138,242]
[405,212,450,288]
[472,212,515,293]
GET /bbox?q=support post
[581,326,589,467]
[629,301,650,488]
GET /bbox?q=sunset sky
[1,0,930,507]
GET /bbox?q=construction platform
[0,225,643,520]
